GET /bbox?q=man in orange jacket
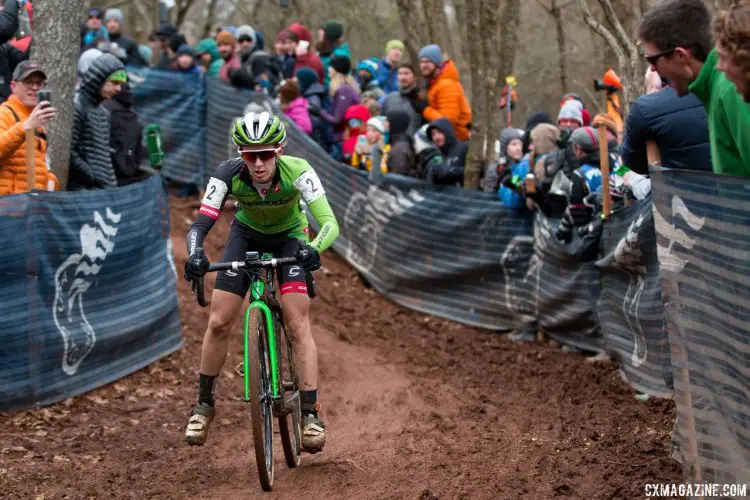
[414,44,472,141]
[0,61,58,195]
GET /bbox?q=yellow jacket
[0,95,58,195]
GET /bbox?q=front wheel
[247,308,274,491]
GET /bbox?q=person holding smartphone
[0,61,59,195]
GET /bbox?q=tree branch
[597,0,637,59]
[577,0,627,72]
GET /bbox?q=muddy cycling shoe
[185,403,216,446]
[301,413,326,453]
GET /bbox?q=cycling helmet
[232,111,286,148]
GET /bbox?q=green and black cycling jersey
[186,155,339,256]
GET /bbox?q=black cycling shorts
[214,221,309,298]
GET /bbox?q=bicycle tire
[247,307,275,491]
[276,314,302,468]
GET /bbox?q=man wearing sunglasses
[639,0,750,177]
[183,111,339,454]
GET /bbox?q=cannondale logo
[53,208,121,376]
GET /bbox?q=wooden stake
[597,125,611,217]
[646,140,661,166]
[25,129,34,192]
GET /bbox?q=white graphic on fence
[613,213,649,367]
[653,195,705,274]
[53,208,121,376]
[343,184,425,273]
[500,235,535,324]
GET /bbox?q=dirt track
[0,196,681,499]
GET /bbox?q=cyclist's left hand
[296,242,321,272]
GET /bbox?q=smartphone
[37,90,52,106]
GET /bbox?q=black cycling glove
[184,253,209,282]
[296,243,321,272]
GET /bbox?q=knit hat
[278,79,300,105]
[105,8,124,23]
[367,116,386,135]
[236,25,255,43]
[356,59,378,78]
[295,66,319,92]
[385,40,405,54]
[557,99,583,126]
[169,33,187,54]
[107,69,128,83]
[329,55,351,75]
[288,23,312,43]
[418,44,442,66]
[322,20,344,41]
[177,44,195,57]
[499,127,524,157]
[561,93,591,125]
[276,28,290,43]
[571,126,599,153]
[88,7,103,19]
[155,23,177,40]
[216,30,237,47]
[591,113,618,136]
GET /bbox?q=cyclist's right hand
[184,253,210,282]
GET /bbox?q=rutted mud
[0,195,681,499]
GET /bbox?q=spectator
[236,25,258,65]
[415,44,472,141]
[425,118,468,186]
[249,51,282,94]
[377,40,405,94]
[170,44,200,73]
[0,61,58,195]
[275,28,290,58]
[104,9,147,67]
[297,66,333,151]
[639,0,750,177]
[620,86,711,175]
[713,3,750,104]
[342,104,370,164]
[381,64,423,137]
[0,0,27,103]
[101,83,147,186]
[356,59,380,92]
[361,88,383,118]
[521,111,553,155]
[484,128,523,193]
[279,79,312,135]
[81,7,107,50]
[557,98,583,130]
[560,93,591,126]
[69,54,126,190]
[385,108,418,177]
[287,23,325,83]
[569,127,603,195]
[154,24,177,70]
[317,20,350,87]
[216,30,242,81]
[353,115,387,174]
[195,38,223,76]
[318,55,360,158]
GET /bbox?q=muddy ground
[0,196,681,499]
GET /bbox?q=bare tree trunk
[550,0,568,96]
[464,0,485,189]
[395,0,425,64]
[133,0,155,44]
[422,0,456,58]
[481,0,501,157]
[203,0,219,38]
[31,0,86,189]
[494,0,520,134]
[176,0,198,30]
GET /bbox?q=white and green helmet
[232,111,287,148]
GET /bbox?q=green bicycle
[191,246,314,491]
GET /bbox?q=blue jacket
[620,87,711,175]
[575,164,602,194]
[376,57,399,94]
[498,155,529,209]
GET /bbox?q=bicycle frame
[244,273,281,402]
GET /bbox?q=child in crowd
[279,79,312,135]
[171,44,200,73]
[484,128,524,192]
[352,116,388,174]
[341,104,370,165]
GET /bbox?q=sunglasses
[645,48,675,66]
[240,149,278,163]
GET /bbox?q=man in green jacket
[639,0,750,178]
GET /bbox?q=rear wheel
[277,314,302,468]
[247,308,274,491]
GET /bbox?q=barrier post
[597,125,611,217]
[25,129,34,191]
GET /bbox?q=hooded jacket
[381,85,422,136]
[284,96,312,135]
[425,118,467,186]
[69,54,124,190]
[424,60,472,141]
[342,104,370,158]
[195,38,223,76]
[376,57,398,94]
[385,109,418,178]
[320,82,360,142]
[101,84,147,186]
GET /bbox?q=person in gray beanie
[236,24,259,67]
[483,128,524,192]
[105,8,148,67]
[557,98,583,130]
